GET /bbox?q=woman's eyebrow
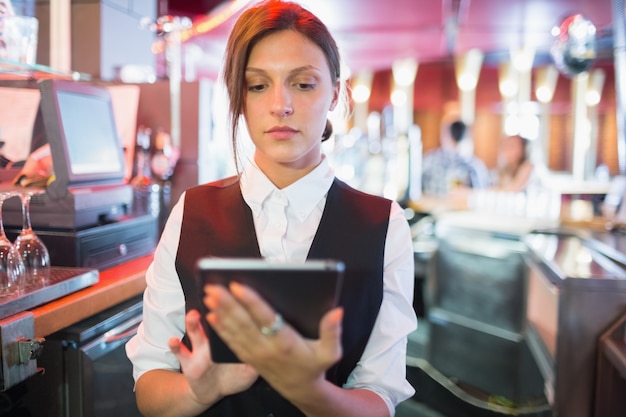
[289,65,321,74]
[245,65,322,75]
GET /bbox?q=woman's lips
[266,126,298,140]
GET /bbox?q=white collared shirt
[127,156,417,416]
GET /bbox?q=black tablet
[195,258,345,363]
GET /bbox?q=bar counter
[31,254,152,337]
[419,208,626,417]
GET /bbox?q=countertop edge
[31,254,153,337]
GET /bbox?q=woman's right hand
[168,309,259,407]
[203,283,344,402]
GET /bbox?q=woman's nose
[270,86,293,117]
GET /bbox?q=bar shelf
[0,58,90,81]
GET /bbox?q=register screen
[57,91,124,175]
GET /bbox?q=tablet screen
[195,258,345,363]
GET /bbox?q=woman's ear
[329,81,340,111]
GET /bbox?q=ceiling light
[586,68,605,106]
[391,89,407,106]
[352,84,371,103]
[498,62,518,98]
[534,65,558,103]
[511,47,535,72]
[392,57,418,87]
[455,48,483,91]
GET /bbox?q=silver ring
[260,313,284,336]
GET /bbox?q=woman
[0,0,14,16]
[126,1,417,416]
[495,134,534,192]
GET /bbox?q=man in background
[421,119,489,197]
[0,0,14,16]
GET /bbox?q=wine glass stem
[21,194,32,233]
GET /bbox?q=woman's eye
[295,82,316,91]
[247,84,266,92]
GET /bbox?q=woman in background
[126,1,417,416]
[0,0,14,16]
[495,134,534,192]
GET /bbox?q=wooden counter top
[31,254,153,337]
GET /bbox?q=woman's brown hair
[222,0,341,169]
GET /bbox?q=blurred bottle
[130,125,152,187]
[150,129,179,181]
[130,126,160,217]
[407,124,422,203]
[150,129,179,233]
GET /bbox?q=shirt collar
[241,156,335,221]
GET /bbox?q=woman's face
[0,0,13,16]
[502,135,525,167]
[243,30,339,174]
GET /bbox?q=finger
[169,335,198,369]
[204,284,246,317]
[167,310,205,360]
[229,281,277,330]
[185,309,209,350]
[168,336,187,357]
[318,307,343,364]
[205,283,265,348]
[204,284,229,311]
[204,284,249,332]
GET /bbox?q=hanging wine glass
[13,189,50,290]
[0,191,25,297]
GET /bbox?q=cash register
[3,79,157,269]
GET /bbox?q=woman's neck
[254,155,323,189]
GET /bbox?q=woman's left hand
[168,309,259,406]
[204,282,343,399]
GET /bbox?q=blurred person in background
[0,0,15,60]
[493,134,534,192]
[0,0,14,16]
[421,119,490,197]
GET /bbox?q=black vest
[175,177,391,417]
